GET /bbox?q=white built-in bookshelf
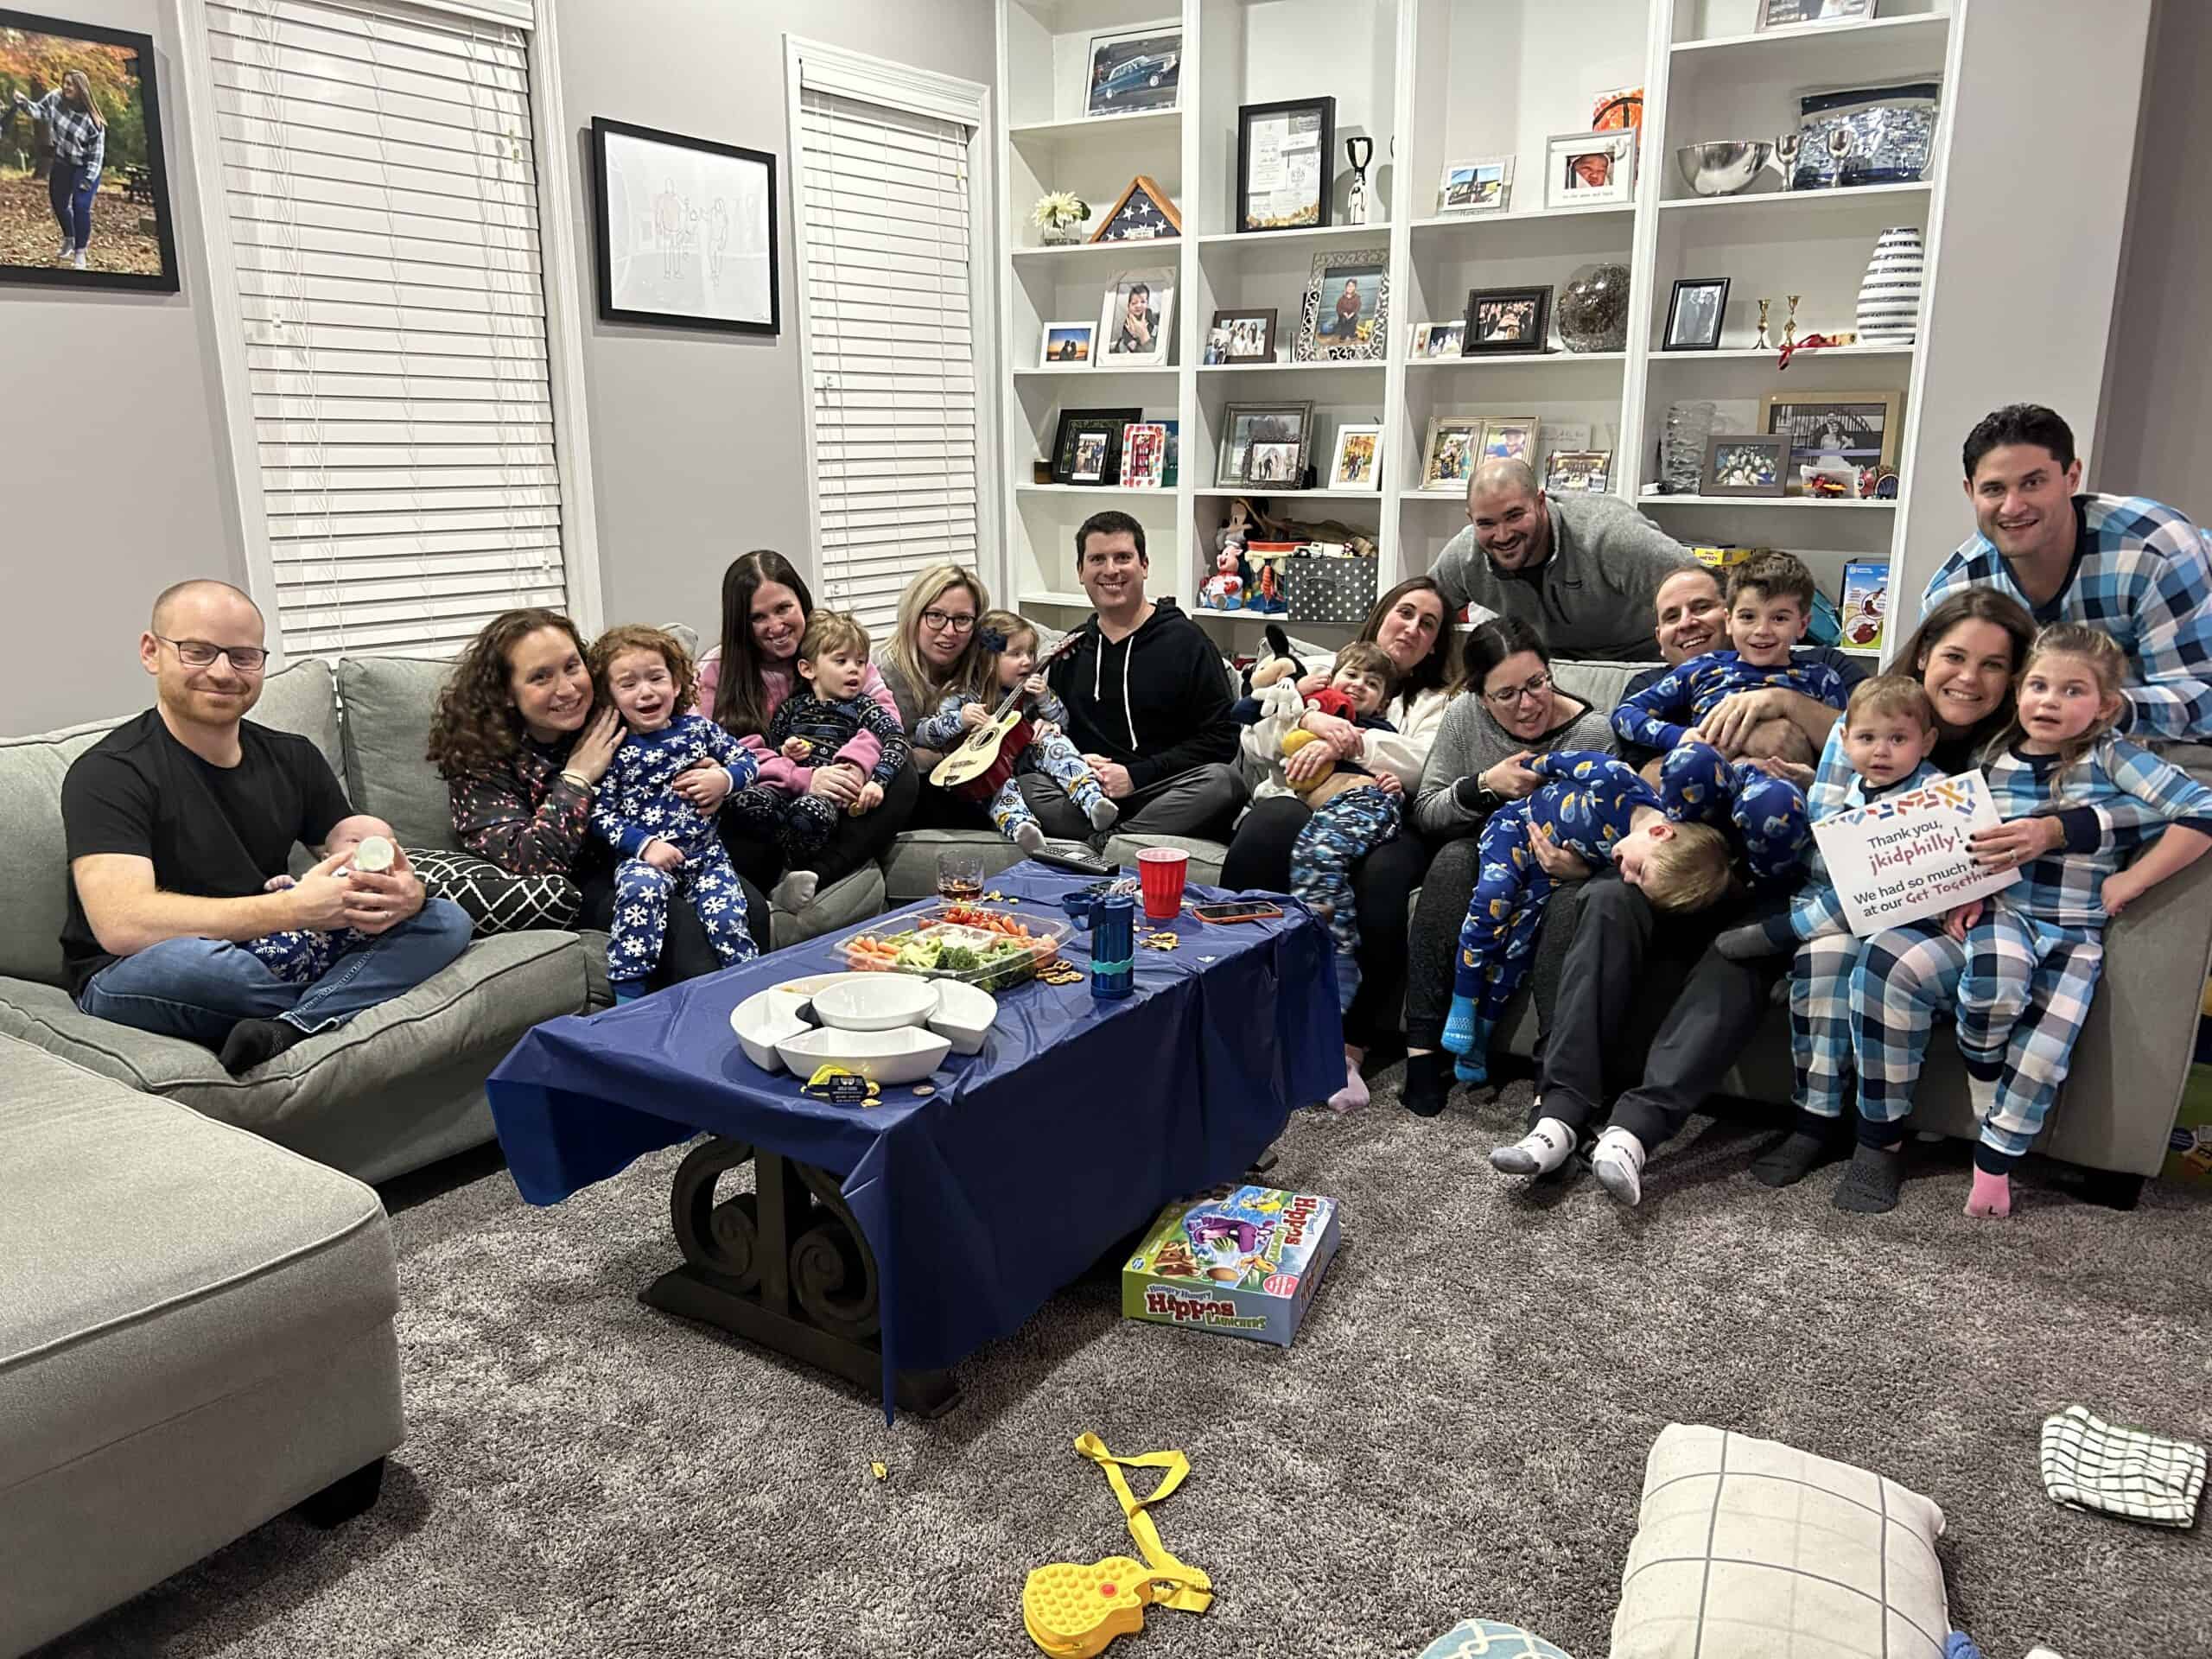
[995,0,1971,660]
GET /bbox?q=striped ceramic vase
[1856,226,1924,344]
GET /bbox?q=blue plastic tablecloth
[486,863,1342,1412]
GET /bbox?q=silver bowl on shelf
[1675,140,1776,197]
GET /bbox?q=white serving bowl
[811,975,940,1032]
[926,979,998,1055]
[774,1025,951,1088]
[729,988,815,1072]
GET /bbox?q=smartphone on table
[1191,899,1284,925]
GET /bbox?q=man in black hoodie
[1020,511,1246,840]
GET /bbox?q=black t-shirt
[60,710,353,995]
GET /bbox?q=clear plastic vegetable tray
[835,903,1072,993]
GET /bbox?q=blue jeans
[76,899,472,1047]
[49,164,97,250]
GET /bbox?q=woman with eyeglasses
[876,563,1001,830]
[697,550,918,903]
[1398,617,1616,1116]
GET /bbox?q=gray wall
[0,1,242,734]
[2098,0,2212,509]
[557,0,999,644]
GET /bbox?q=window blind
[207,0,565,656]
[797,86,979,637]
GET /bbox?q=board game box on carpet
[1122,1185,1340,1346]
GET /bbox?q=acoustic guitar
[930,632,1084,802]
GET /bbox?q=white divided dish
[811,975,940,1032]
[774,1026,951,1087]
[926,979,997,1056]
[728,988,815,1072]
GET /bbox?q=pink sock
[1966,1166,2012,1218]
[1326,1057,1369,1114]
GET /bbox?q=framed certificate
[1236,97,1335,233]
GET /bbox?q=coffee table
[486,863,1340,1418]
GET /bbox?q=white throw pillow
[1611,1424,1948,1659]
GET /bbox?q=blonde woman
[878,563,1001,830]
[16,70,106,270]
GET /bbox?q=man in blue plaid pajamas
[1924,404,2212,741]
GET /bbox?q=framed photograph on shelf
[1217,402,1313,487]
[1839,558,1891,651]
[1204,308,1276,365]
[1085,22,1181,118]
[1052,406,1141,484]
[0,9,180,293]
[1480,416,1538,463]
[1543,128,1637,210]
[1039,321,1096,366]
[1097,266,1175,367]
[1421,418,1482,491]
[1069,427,1116,485]
[1465,286,1549,355]
[1664,278,1730,352]
[1757,0,1878,30]
[1120,422,1169,489]
[1760,391,1900,490]
[1236,96,1335,233]
[1703,435,1790,498]
[1329,423,1383,492]
[1437,156,1513,216]
[1545,450,1612,493]
[594,118,777,333]
[1294,246,1389,361]
[1411,321,1466,358]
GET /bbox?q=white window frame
[172,0,605,656]
[783,36,1000,608]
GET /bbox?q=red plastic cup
[1137,848,1189,920]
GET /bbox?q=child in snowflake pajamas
[1237,642,1404,955]
[911,610,1116,853]
[246,812,405,982]
[588,626,760,1001]
[722,611,911,910]
[1612,550,1843,880]
[1936,626,2212,1217]
[1448,747,1746,1095]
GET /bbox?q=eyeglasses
[1484,671,1552,707]
[154,634,268,672]
[920,610,976,634]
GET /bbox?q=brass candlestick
[1755,299,1772,351]
[1783,295,1801,350]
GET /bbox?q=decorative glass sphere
[1558,263,1630,353]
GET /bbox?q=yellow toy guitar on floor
[1021,1433,1212,1658]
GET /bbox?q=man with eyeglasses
[60,580,471,1075]
[1020,510,1245,841]
[1431,458,1689,661]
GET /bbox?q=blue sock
[613,981,646,1004]
[1451,1017,1493,1085]
[1441,994,1481,1053]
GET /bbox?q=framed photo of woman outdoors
[0,8,180,292]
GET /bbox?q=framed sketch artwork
[592,118,779,334]
[0,8,180,293]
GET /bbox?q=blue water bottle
[1090,893,1135,1001]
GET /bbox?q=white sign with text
[1811,769,2021,937]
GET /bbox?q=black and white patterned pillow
[410,849,582,938]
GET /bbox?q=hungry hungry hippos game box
[1121,1185,1340,1346]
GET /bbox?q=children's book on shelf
[1122,1185,1340,1346]
[1839,559,1890,651]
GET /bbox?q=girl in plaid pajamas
[588,626,760,1001]
[911,611,1117,854]
[1935,626,2212,1216]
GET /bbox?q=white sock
[1491,1116,1575,1177]
[771,869,819,911]
[1014,820,1046,854]
[1591,1126,1647,1207]
[1087,794,1120,831]
[1325,1055,1368,1114]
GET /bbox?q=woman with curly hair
[429,608,767,967]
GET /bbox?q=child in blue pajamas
[912,610,1116,853]
[248,813,401,982]
[723,611,911,909]
[1941,626,2212,1217]
[1446,746,1751,1088]
[588,626,761,1001]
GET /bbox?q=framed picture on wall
[1085,22,1181,118]
[592,117,779,334]
[0,8,180,293]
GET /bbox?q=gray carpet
[44,1076,2212,1658]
